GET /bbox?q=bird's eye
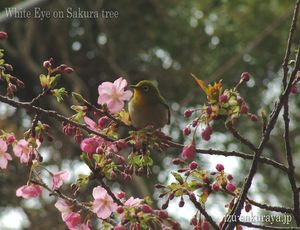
[143,86,149,92]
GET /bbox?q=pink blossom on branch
[52,170,69,190]
[92,186,117,219]
[13,139,40,164]
[0,139,12,169]
[16,184,43,199]
[97,77,132,114]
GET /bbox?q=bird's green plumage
[128,80,170,129]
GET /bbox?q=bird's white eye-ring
[143,86,149,92]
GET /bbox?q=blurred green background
[0,0,299,229]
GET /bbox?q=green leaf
[171,172,184,184]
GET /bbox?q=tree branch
[224,1,300,228]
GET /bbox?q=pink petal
[16,184,42,199]
[114,77,127,91]
[97,94,113,105]
[98,82,113,95]
[98,206,113,219]
[0,156,8,169]
[4,153,12,161]
[84,116,97,129]
[20,153,30,164]
[52,170,69,190]
[55,198,71,214]
[119,90,133,101]
[0,139,7,153]
[107,99,124,114]
[92,186,107,199]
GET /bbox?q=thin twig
[188,193,220,229]
[283,56,300,224]
[168,141,287,172]
[247,198,293,214]
[0,95,116,142]
[226,124,258,152]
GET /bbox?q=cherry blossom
[52,170,69,190]
[97,77,132,113]
[92,186,117,219]
[16,184,43,199]
[13,139,40,164]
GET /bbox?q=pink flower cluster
[97,77,132,114]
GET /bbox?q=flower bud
[172,158,185,165]
[216,163,224,172]
[184,109,193,118]
[219,94,228,103]
[201,126,212,141]
[212,182,220,192]
[245,203,252,212]
[183,127,191,136]
[0,31,8,40]
[6,134,15,144]
[117,191,126,199]
[158,210,168,219]
[189,161,198,170]
[226,182,237,192]
[98,116,109,128]
[291,84,297,94]
[179,197,185,207]
[116,206,124,214]
[161,202,169,210]
[141,205,153,213]
[192,119,199,127]
[227,174,233,180]
[241,72,250,82]
[181,140,196,160]
[202,220,210,230]
[240,104,249,114]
